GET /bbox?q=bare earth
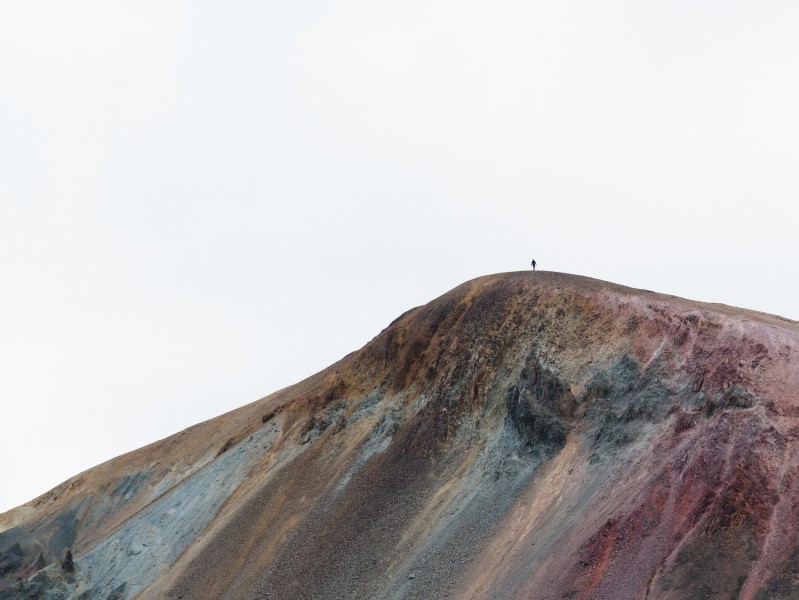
[1,271,798,599]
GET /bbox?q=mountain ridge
[2,271,798,600]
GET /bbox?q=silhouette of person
[531,259,536,271]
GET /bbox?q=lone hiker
[531,259,537,271]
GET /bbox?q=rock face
[60,549,74,574]
[1,271,798,600]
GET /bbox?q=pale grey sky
[1,0,797,513]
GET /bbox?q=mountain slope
[2,271,798,600]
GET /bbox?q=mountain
[1,271,798,600]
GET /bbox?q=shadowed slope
[1,271,798,600]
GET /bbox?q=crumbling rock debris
[505,366,569,450]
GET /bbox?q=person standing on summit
[531,259,537,271]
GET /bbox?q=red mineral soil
[1,271,797,600]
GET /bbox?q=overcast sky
[1,0,797,513]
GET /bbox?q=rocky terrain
[1,271,798,599]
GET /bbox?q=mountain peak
[2,273,798,599]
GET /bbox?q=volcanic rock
[0,544,23,578]
[61,548,74,574]
[0,271,797,600]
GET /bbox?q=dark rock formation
[61,548,74,574]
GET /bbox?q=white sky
[1,1,798,513]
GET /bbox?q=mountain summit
[2,272,798,599]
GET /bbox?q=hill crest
[2,271,798,600]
